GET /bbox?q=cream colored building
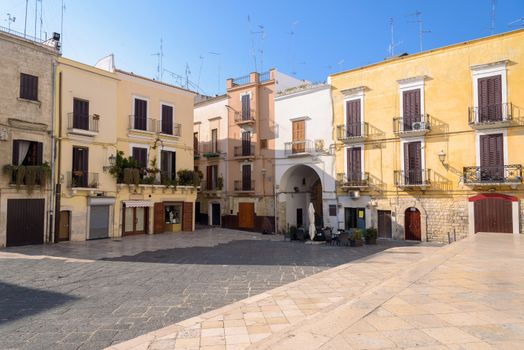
[0,30,59,247]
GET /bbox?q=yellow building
[113,66,197,236]
[54,57,119,241]
[330,29,524,242]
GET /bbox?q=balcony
[67,171,99,189]
[231,74,251,86]
[337,172,370,190]
[284,140,315,157]
[202,143,221,158]
[67,113,99,136]
[468,103,512,130]
[463,165,522,186]
[234,180,255,192]
[234,110,256,125]
[233,145,255,159]
[393,114,431,137]
[336,123,368,143]
[129,115,157,133]
[158,120,181,137]
[394,169,431,188]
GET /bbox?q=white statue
[308,202,316,240]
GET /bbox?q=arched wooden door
[405,208,421,241]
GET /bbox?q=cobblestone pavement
[0,227,418,350]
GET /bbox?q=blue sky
[2,0,524,95]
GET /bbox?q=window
[479,133,504,181]
[478,75,502,122]
[242,131,251,156]
[206,165,218,190]
[193,132,199,155]
[133,98,148,130]
[161,104,174,134]
[19,73,38,101]
[73,98,90,130]
[403,141,422,184]
[72,147,89,187]
[260,139,268,149]
[132,147,148,169]
[211,128,218,153]
[329,205,337,216]
[13,140,43,166]
[241,94,250,120]
[292,120,305,153]
[402,89,421,131]
[242,164,251,191]
[165,203,182,224]
[346,147,362,181]
[160,150,176,181]
[345,99,361,137]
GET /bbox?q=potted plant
[288,225,298,240]
[350,228,364,247]
[364,228,378,245]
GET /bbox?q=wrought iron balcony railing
[337,172,370,188]
[284,140,314,156]
[393,114,431,135]
[67,171,99,188]
[394,169,431,187]
[468,103,512,127]
[234,180,255,192]
[336,123,368,142]
[233,145,255,158]
[463,164,522,185]
[202,143,221,157]
[234,110,256,124]
[129,115,157,132]
[158,120,181,136]
[67,113,99,134]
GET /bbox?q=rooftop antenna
[5,13,16,31]
[34,0,38,38]
[388,17,402,57]
[197,55,204,90]
[24,0,28,37]
[185,63,191,90]
[508,17,524,28]
[152,38,164,81]
[208,51,221,94]
[39,0,43,40]
[490,0,497,35]
[289,20,299,76]
[408,10,431,52]
[247,15,257,72]
[163,68,205,95]
[256,25,266,72]
[60,0,65,46]
[325,59,344,73]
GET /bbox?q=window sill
[17,97,41,106]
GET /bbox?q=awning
[123,200,154,208]
[89,197,116,206]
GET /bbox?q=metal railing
[393,114,430,134]
[67,113,99,133]
[336,123,368,141]
[204,179,219,191]
[468,103,512,125]
[67,171,99,188]
[259,71,271,82]
[160,171,176,185]
[337,172,370,187]
[394,169,431,187]
[463,164,522,185]
[232,74,251,86]
[158,120,181,136]
[129,115,157,132]
[202,142,220,155]
[0,25,44,44]
[234,110,256,123]
[234,180,255,192]
[284,140,314,155]
[234,145,255,157]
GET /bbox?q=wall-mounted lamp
[103,154,116,172]
[438,150,446,165]
[261,168,267,177]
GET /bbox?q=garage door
[89,205,110,239]
[7,199,45,246]
[474,197,512,233]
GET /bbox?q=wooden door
[238,202,255,229]
[182,202,193,231]
[404,141,422,184]
[161,104,173,134]
[154,202,165,234]
[347,147,362,181]
[134,98,147,130]
[123,207,147,236]
[72,146,88,187]
[474,198,512,233]
[346,99,361,137]
[478,75,502,122]
[242,131,251,156]
[292,120,305,153]
[377,210,392,239]
[479,133,504,181]
[241,94,250,120]
[73,98,89,129]
[405,208,421,241]
[402,89,421,130]
[6,199,45,246]
[58,210,70,241]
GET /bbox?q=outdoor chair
[324,230,333,245]
[339,232,350,246]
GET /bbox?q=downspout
[53,71,63,243]
[48,60,57,243]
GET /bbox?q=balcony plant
[177,169,201,187]
[109,151,141,186]
[217,176,224,190]
[364,227,378,245]
[3,162,51,194]
[350,228,364,247]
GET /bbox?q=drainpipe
[48,60,57,244]
[53,71,63,243]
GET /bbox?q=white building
[274,83,337,233]
[193,95,228,226]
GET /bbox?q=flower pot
[365,237,377,245]
[350,239,363,247]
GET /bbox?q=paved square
[0,227,418,350]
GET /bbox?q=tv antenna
[34,0,39,38]
[408,10,431,52]
[208,51,221,94]
[152,38,164,81]
[490,0,497,34]
[5,13,16,31]
[163,68,205,95]
[388,17,402,57]
[197,55,204,90]
[38,0,44,40]
[185,63,191,90]
[247,16,266,72]
[289,20,299,76]
[60,0,65,46]
[508,17,524,28]
[325,59,344,72]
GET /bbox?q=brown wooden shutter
[242,131,251,155]
[206,166,213,190]
[12,140,19,165]
[479,135,491,169]
[478,75,502,121]
[153,202,165,234]
[347,147,361,180]
[134,99,147,130]
[403,89,421,129]
[405,141,422,184]
[242,164,251,190]
[346,99,361,136]
[241,94,250,120]
[132,148,147,169]
[36,142,43,165]
[292,120,305,153]
[162,105,173,134]
[182,202,193,231]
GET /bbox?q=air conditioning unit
[349,190,360,199]
[412,121,423,130]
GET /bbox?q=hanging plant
[16,165,26,191]
[25,166,37,194]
